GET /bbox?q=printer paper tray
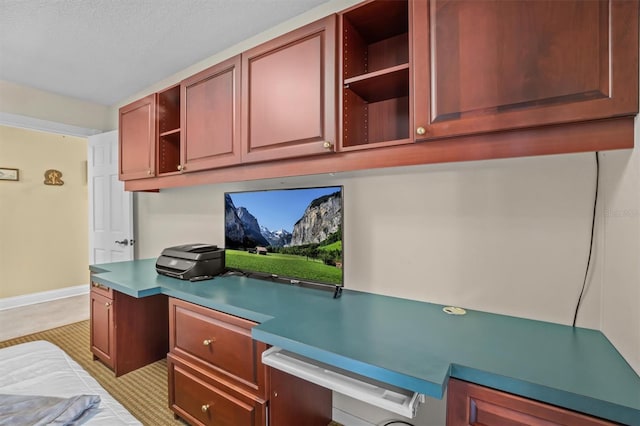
[261,346,425,418]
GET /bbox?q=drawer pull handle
[201,404,209,413]
[203,338,216,346]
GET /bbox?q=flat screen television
[224,186,343,287]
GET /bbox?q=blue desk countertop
[90,259,640,425]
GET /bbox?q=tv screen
[224,186,343,286]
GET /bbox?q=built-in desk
[90,258,640,425]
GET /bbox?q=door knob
[115,239,129,246]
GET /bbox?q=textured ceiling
[0,0,329,106]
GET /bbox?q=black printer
[156,244,225,280]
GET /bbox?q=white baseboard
[0,284,89,311]
[333,407,375,426]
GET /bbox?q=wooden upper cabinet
[413,0,639,141]
[241,16,337,163]
[119,94,156,180]
[181,56,242,172]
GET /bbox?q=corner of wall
[597,115,640,375]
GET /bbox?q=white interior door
[88,130,134,264]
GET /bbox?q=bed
[0,340,141,425]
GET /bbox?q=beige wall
[0,80,112,132]
[598,146,640,375]
[0,125,88,298]
[135,154,603,327]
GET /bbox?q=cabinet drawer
[169,298,267,397]
[168,354,266,426]
[447,379,617,426]
[90,282,112,298]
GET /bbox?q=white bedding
[0,341,141,425]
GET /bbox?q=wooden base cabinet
[168,297,332,426]
[447,379,616,426]
[89,282,169,377]
[168,298,269,425]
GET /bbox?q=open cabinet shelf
[344,64,409,103]
[341,0,410,149]
[157,85,181,175]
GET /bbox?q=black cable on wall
[572,151,599,327]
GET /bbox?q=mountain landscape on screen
[224,187,343,285]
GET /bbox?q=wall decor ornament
[0,167,19,181]
[44,169,64,186]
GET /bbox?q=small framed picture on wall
[0,167,19,181]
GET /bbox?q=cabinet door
[241,16,336,163]
[119,93,157,180]
[90,290,114,369]
[182,56,242,172]
[413,0,638,141]
[269,367,331,426]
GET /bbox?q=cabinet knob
[273,391,278,397]
[105,302,111,308]
[147,169,152,175]
[323,141,333,150]
[416,127,426,136]
[201,404,209,413]
[203,338,216,346]
[177,164,183,171]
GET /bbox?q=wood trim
[124,116,634,191]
